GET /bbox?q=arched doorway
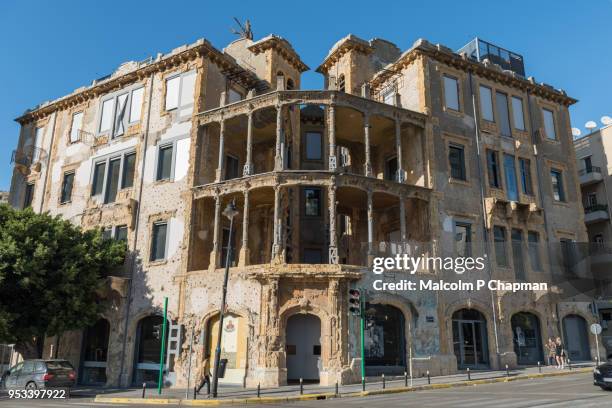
[79,319,110,385]
[206,313,248,384]
[364,304,406,374]
[133,315,165,386]
[562,314,591,361]
[452,309,489,369]
[511,312,543,365]
[285,314,321,382]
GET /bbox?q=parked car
[594,362,612,391]
[1,359,76,390]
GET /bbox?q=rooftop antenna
[586,120,597,134]
[601,116,612,126]
[231,18,253,40]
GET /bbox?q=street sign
[591,323,602,335]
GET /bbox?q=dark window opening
[449,144,466,180]
[150,222,168,261]
[157,144,173,181]
[304,188,322,217]
[224,155,240,180]
[61,172,74,204]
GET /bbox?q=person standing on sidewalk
[196,357,211,395]
[555,337,565,369]
[545,338,557,366]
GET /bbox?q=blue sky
[0,0,610,191]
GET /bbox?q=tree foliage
[0,204,126,357]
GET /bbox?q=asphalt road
[0,372,607,407]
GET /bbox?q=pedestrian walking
[555,337,565,369]
[196,357,211,395]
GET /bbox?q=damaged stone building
[7,31,599,388]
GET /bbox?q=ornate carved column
[395,118,405,182]
[209,194,221,270]
[328,104,337,171]
[328,182,338,264]
[215,119,225,182]
[244,111,254,176]
[271,184,283,262]
[274,104,284,171]
[364,113,372,177]
[239,189,250,266]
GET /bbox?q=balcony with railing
[579,166,603,186]
[584,203,609,224]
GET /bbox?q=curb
[93,368,593,406]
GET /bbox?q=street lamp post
[211,199,239,398]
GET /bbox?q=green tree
[0,204,126,358]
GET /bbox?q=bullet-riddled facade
[8,32,600,388]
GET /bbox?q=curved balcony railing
[11,145,48,168]
[584,204,608,214]
[578,166,602,176]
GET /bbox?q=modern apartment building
[8,31,598,388]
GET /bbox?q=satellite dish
[572,128,581,137]
[602,116,612,126]
[586,121,597,131]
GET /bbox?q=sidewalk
[94,362,595,405]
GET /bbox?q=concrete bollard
[538,361,541,373]
[362,377,366,392]
[427,370,431,385]
[568,359,572,370]
[300,378,303,395]
[142,383,146,398]
[193,386,196,400]
[505,364,509,377]
[335,381,338,396]
[467,367,471,381]
[382,373,385,389]
[404,371,408,387]
[257,383,261,398]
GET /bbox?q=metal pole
[212,213,235,398]
[360,289,365,381]
[185,324,195,399]
[595,332,601,365]
[157,297,168,395]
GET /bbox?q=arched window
[133,315,165,385]
[338,74,346,92]
[511,312,543,365]
[452,309,489,369]
[286,78,295,90]
[80,319,110,385]
[364,304,405,368]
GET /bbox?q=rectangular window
[224,155,240,180]
[519,158,533,195]
[443,75,460,111]
[32,127,43,161]
[150,222,168,261]
[115,225,128,242]
[383,89,396,106]
[479,86,494,121]
[102,227,113,240]
[60,172,74,204]
[503,154,518,201]
[99,99,114,133]
[104,158,121,204]
[304,188,322,216]
[543,108,557,140]
[228,88,243,103]
[92,162,106,196]
[122,153,136,189]
[455,222,472,257]
[70,112,83,143]
[165,76,180,111]
[449,144,466,181]
[303,248,323,264]
[113,93,129,137]
[165,71,196,112]
[511,97,525,130]
[157,144,174,181]
[305,132,322,160]
[496,91,512,137]
[551,169,565,201]
[494,226,508,267]
[511,229,525,280]
[487,149,501,188]
[560,238,576,276]
[583,156,593,173]
[23,183,34,208]
[129,87,144,123]
[528,231,542,271]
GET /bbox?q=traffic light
[349,289,361,316]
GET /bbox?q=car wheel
[25,381,37,390]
